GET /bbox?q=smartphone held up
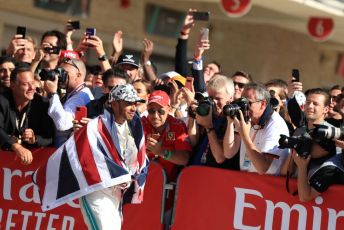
[75,106,87,121]
[200,27,209,41]
[192,11,210,21]
[86,28,96,37]
[292,69,300,82]
[16,26,26,39]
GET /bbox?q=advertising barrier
[0,149,166,230]
[171,166,344,230]
[0,149,86,229]
[2,149,344,229]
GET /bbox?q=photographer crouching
[280,88,344,202]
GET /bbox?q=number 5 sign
[307,17,334,42]
[220,0,252,17]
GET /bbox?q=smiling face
[10,71,36,103]
[329,88,341,116]
[204,63,220,83]
[111,100,137,122]
[232,75,250,100]
[41,35,60,63]
[0,61,15,88]
[147,103,169,129]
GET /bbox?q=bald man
[44,58,94,146]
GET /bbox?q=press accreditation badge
[242,153,251,170]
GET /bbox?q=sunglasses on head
[61,58,80,72]
[233,81,246,89]
[148,108,166,115]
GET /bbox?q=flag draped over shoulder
[33,110,149,211]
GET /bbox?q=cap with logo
[148,90,170,107]
[109,84,145,103]
[116,54,139,68]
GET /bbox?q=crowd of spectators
[1,7,344,228]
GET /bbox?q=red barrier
[170,166,344,230]
[0,149,87,230]
[0,149,167,230]
[122,162,166,230]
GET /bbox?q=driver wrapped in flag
[33,84,149,229]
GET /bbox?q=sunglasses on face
[234,81,246,89]
[148,108,166,115]
[61,58,80,72]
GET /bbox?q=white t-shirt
[114,121,139,176]
[239,111,290,175]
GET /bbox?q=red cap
[148,90,170,107]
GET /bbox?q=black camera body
[196,97,216,116]
[44,46,60,55]
[279,134,313,158]
[222,97,250,122]
[187,92,216,118]
[39,68,68,84]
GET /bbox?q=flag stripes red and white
[33,110,148,211]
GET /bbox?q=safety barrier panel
[170,166,344,230]
[2,149,344,229]
[122,161,167,230]
[0,148,86,229]
[0,149,167,229]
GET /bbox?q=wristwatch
[98,54,108,61]
[143,60,151,66]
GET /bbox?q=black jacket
[0,91,54,150]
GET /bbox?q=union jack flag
[33,110,149,211]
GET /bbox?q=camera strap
[257,104,273,128]
[286,156,298,196]
[61,83,86,104]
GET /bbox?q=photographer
[282,88,344,202]
[44,58,93,147]
[189,74,239,170]
[224,83,290,175]
[0,66,54,164]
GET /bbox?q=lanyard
[61,83,86,104]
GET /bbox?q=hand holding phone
[192,11,210,21]
[86,28,96,37]
[292,69,300,82]
[16,26,26,39]
[70,21,80,30]
[75,106,88,121]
